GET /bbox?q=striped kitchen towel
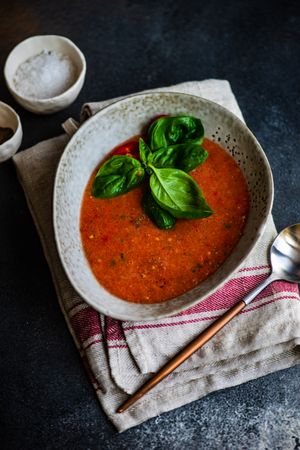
[13,80,300,432]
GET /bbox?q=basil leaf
[151,143,208,172]
[139,138,152,167]
[148,116,204,150]
[92,155,144,198]
[177,144,208,172]
[151,145,179,168]
[142,191,176,230]
[149,165,213,219]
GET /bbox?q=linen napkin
[13,80,300,432]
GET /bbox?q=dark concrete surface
[0,0,299,449]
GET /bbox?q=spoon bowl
[271,223,300,283]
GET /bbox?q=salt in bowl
[4,35,86,114]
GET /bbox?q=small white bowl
[4,35,86,114]
[0,101,22,162]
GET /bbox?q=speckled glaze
[53,92,273,321]
[0,101,22,162]
[4,35,86,114]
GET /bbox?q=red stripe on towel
[238,264,270,273]
[123,295,299,332]
[179,279,298,316]
[70,307,101,344]
[106,316,125,341]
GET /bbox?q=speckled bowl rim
[4,35,86,103]
[53,91,274,321]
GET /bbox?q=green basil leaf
[177,144,208,172]
[92,155,144,198]
[151,145,179,168]
[149,165,213,219]
[142,191,176,230]
[139,138,152,167]
[151,143,208,172]
[148,116,204,150]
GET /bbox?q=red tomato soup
[80,138,249,303]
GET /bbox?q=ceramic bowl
[4,35,86,114]
[53,92,273,321]
[0,101,22,162]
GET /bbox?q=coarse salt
[13,50,77,99]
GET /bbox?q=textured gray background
[0,0,299,449]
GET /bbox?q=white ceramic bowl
[53,92,273,321]
[4,35,86,114]
[0,101,22,162]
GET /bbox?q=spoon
[117,223,300,413]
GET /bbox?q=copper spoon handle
[117,300,246,413]
[117,274,276,413]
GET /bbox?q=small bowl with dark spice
[4,35,86,114]
[0,101,22,162]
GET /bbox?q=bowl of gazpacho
[53,92,273,321]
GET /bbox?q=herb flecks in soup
[80,137,249,304]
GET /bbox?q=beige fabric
[13,80,300,432]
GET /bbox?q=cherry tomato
[111,140,140,159]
